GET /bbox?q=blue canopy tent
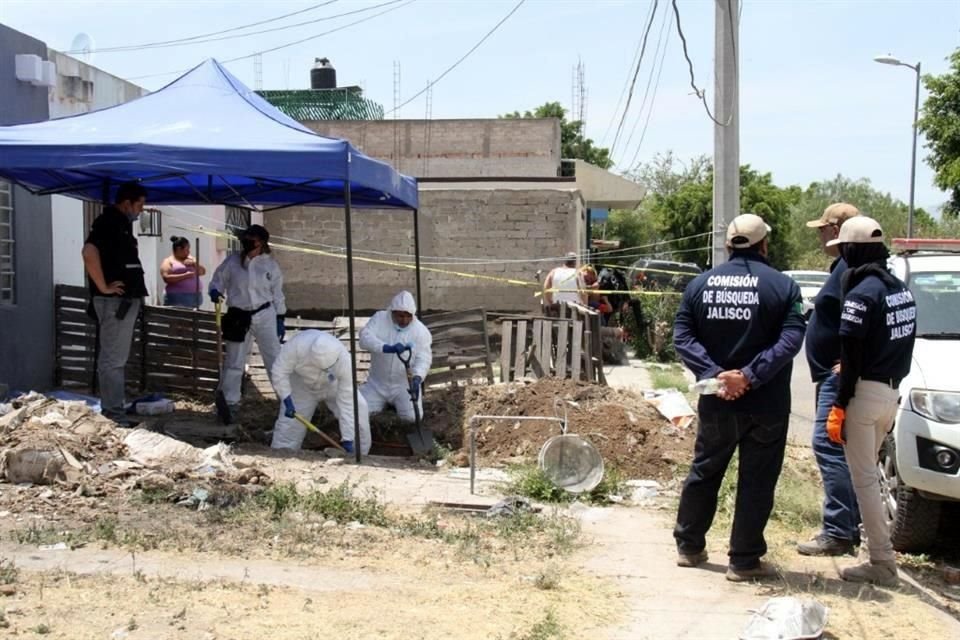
[0,59,421,462]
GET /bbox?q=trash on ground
[740,597,828,640]
[642,388,695,430]
[485,496,533,518]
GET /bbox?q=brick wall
[303,118,561,178]
[272,188,584,315]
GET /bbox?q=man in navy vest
[673,214,806,581]
[798,203,863,557]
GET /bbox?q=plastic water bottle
[690,378,722,395]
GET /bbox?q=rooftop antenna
[70,33,95,64]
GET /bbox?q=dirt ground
[2,387,959,639]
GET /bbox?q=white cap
[826,215,884,247]
[726,214,770,249]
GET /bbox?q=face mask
[241,238,257,254]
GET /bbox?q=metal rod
[413,208,422,312]
[344,179,362,464]
[194,236,201,311]
[908,61,920,239]
[466,414,566,494]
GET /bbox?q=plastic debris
[740,597,828,640]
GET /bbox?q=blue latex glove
[411,375,422,402]
[341,440,355,454]
[209,288,223,304]
[283,396,296,419]
[383,342,409,354]
[276,316,286,342]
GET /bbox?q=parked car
[627,258,702,291]
[881,238,960,552]
[784,270,830,318]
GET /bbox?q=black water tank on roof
[311,57,336,89]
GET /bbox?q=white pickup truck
[881,238,960,551]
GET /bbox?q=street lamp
[874,54,921,238]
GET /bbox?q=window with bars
[225,206,251,252]
[0,181,14,305]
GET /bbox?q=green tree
[787,175,938,270]
[918,48,960,217]
[501,102,612,169]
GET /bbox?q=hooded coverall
[209,253,286,405]
[359,291,433,422]
[269,330,371,454]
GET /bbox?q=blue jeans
[164,292,201,308]
[674,411,789,570]
[812,373,861,542]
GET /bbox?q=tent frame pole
[413,208,422,312]
[344,181,362,463]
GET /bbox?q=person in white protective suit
[209,225,286,417]
[270,330,371,454]
[359,291,433,422]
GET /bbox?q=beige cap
[826,215,884,247]
[726,214,770,249]
[806,202,860,228]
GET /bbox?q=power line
[68,1,340,54]
[616,3,670,167]
[624,9,674,173]
[384,0,527,116]
[601,0,656,147]
[128,1,415,81]
[609,0,660,158]
[670,0,732,127]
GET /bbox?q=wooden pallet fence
[497,302,605,384]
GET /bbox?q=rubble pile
[0,393,269,502]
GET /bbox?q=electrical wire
[600,0,656,147]
[670,0,733,127]
[128,0,415,81]
[609,0,659,158]
[68,2,339,54]
[624,9,673,173]
[615,3,670,168]
[384,0,526,116]
[84,1,409,54]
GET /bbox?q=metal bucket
[538,434,604,494]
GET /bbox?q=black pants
[674,411,789,569]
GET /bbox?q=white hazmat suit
[209,252,286,406]
[270,330,371,454]
[359,291,433,422]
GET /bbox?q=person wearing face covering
[359,291,433,422]
[81,181,150,426]
[826,216,916,587]
[208,224,286,416]
[270,330,371,454]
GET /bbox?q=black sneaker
[797,534,857,557]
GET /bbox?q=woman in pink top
[161,236,206,308]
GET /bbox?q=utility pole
[712,0,739,267]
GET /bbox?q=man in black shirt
[826,216,915,587]
[673,214,806,581]
[81,182,149,425]
[798,203,863,557]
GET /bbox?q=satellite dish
[70,33,95,63]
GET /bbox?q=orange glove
[827,406,846,445]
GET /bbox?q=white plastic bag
[741,597,828,640]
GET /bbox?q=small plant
[137,487,172,504]
[649,364,689,391]
[32,623,51,635]
[258,483,301,518]
[505,464,627,506]
[0,558,18,585]
[93,516,119,543]
[300,481,389,526]
[534,565,562,590]
[508,609,566,640]
[127,618,139,631]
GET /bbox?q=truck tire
[881,435,942,552]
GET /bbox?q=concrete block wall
[272,188,584,315]
[303,119,561,178]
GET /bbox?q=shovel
[293,412,346,452]
[213,299,233,425]
[397,347,433,455]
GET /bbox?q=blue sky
[2,0,957,210]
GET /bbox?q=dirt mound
[423,379,694,481]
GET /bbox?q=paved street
[788,342,817,445]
